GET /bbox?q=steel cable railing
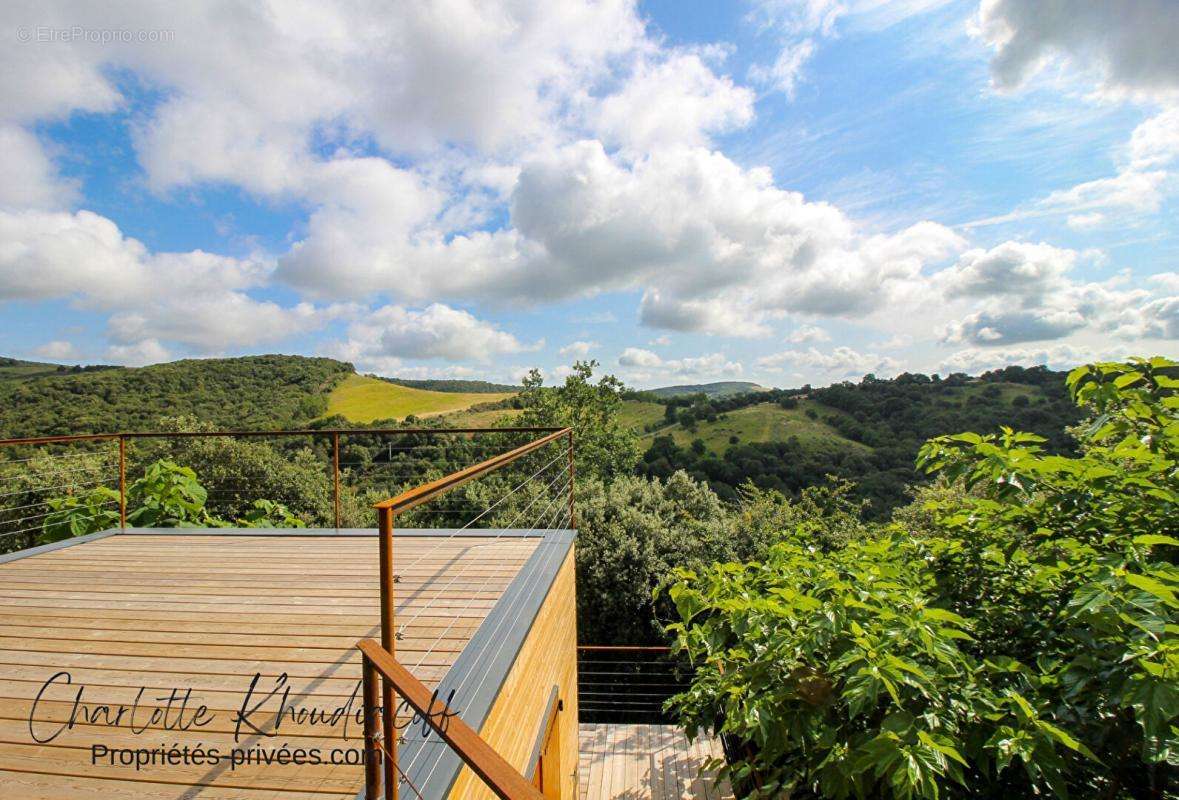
[363,427,573,800]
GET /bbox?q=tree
[516,360,641,481]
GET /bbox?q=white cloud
[973,4,1179,227]
[975,0,1179,103]
[749,40,816,98]
[331,303,533,365]
[105,339,171,367]
[558,340,597,357]
[0,126,77,210]
[32,340,80,361]
[618,347,662,368]
[617,348,742,378]
[1040,169,1172,215]
[757,345,900,378]
[938,343,1129,375]
[593,52,755,150]
[1129,109,1179,168]
[787,324,830,343]
[0,209,338,353]
[939,241,1075,302]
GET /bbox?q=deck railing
[577,645,689,724]
[0,426,567,554]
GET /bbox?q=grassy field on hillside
[618,400,665,431]
[652,401,869,454]
[325,374,515,423]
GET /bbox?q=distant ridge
[648,381,770,399]
[380,376,517,393]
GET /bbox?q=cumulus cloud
[787,324,830,343]
[757,345,900,378]
[939,241,1075,302]
[593,52,755,150]
[617,348,742,378]
[618,347,662,368]
[331,303,533,366]
[975,0,1179,102]
[105,339,171,367]
[558,340,597,357]
[32,340,80,361]
[937,252,1160,347]
[0,126,77,210]
[0,209,339,354]
[938,343,1129,374]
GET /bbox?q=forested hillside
[639,366,1081,517]
[647,380,768,398]
[0,355,352,436]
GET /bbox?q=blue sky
[0,0,1175,388]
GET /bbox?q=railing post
[118,436,127,530]
[333,432,341,529]
[566,430,575,530]
[363,651,382,799]
[378,506,398,800]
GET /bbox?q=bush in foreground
[663,357,1178,799]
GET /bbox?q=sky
[0,0,1175,389]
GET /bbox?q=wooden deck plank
[0,531,540,799]
[577,723,731,800]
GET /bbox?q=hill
[647,381,769,398]
[640,367,1082,517]
[0,357,118,383]
[382,377,516,393]
[325,374,515,423]
[0,355,352,437]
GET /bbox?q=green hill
[325,374,515,423]
[383,377,516,393]
[0,357,118,383]
[640,367,1082,517]
[657,400,869,454]
[648,381,769,398]
[0,355,352,437]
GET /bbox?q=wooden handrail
[359,639,544,800]
[373,428,572,515]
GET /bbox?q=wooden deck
[0,531,540,799]
[577,723,731,800]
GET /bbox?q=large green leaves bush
[41,458,304,539]
[662,357,1177,799]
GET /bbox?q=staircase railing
[359,639,544,800]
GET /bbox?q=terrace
[0,428,730,800]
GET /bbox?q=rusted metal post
[566,430,575,530]
[377,506,398,800]
[333,432,341,529]
[362,652,382,799]
[118,436,127,530]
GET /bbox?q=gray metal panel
[395,527,576,799]
[0,529,119,564]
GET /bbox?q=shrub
[662,357,1178,799]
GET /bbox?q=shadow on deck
[577,723,732,800]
